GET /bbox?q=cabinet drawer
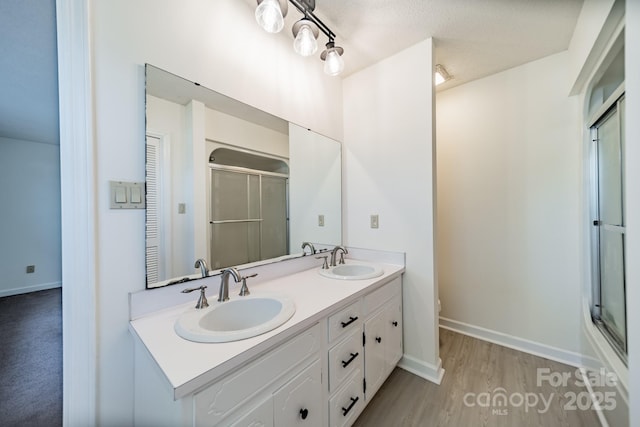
[364,277,401,315]
[328,329,363,394]
[273,359,322,426]
[194,323,321,426]
[328,300,362,343]
[329,370,364,427]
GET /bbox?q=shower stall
[208,147,289,270]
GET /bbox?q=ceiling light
[292,18,319,57]
[254,0,345,76]
[435,64,452,86]
[321,41,345,76]
[255,0,288,34]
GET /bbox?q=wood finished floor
[353,329,601,427]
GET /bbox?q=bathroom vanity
[129,250,404,426]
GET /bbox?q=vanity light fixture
[255,0,288,34]
[292,17,319,57]
[435,64,452,86]
[320,41,345,76]
[254,0,346,76]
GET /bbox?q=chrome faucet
[301,242,316,256]
[218,267,241,302]
[194,258,209,278]
[330,245,348,267]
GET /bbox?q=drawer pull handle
[341,352,359,368]
[341,316,358,328]
[375,336,382,343]
[392,321,398,327]
[342,396,359,416]
[299,408,309,420]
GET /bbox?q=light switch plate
[110,181,146,209]
[318,214,325,227]
[370,214,379,229]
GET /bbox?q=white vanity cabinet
[325,276,402,427]
[132,266,404,427]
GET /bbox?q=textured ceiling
[276,0,585,89]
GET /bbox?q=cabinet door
[364,309,386,399]
[273,359,322,426]
[386,295,403,369]
[229,397,274,427]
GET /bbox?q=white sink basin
[174,294,295,343]
[319,263,384,280]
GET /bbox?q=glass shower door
[594,96,626,354]
[210,169,260,269]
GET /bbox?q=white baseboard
[0,281,62,298]
[439,316,597,369]
[398,354,445,385]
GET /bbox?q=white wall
[343,39,441,381]
[289,123,342,250]
[0,137,61,296]
[625,0,640,423]
[205,108,288,157]
[436,52,583,356]
[88,0,343,424]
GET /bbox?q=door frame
[56,0,97,425]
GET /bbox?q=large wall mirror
[145,65,342,288]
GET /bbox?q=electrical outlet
[178,203,186,214]
[26,265,35,274]
[318,214,325,227]
[370,214,379,229]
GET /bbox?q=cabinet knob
[392,321,398,327]
[300,408,309,420]
[375,336,382,343]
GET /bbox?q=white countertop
[129,260,404,399]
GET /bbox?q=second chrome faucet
[218,268,241,302]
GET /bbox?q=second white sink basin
[319,262,384,280]
[174,294,295,343]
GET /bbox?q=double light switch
[110,181,145,209]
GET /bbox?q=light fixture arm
[288,0,336,41]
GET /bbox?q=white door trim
[56,0,97,425]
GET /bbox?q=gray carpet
[0,288,62,427]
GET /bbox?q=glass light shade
[255,0,284,33]
[434,71,445,85]
[323,49,345,76]
[293,25,318,57]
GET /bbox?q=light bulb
[293,25,318,57]
[434,71,445,85]
[324,49,345,76]
[255,0,284,33]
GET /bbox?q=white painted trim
[580,298,629,405]
[56,0,97,425]
[398,354,445,385]
[439,317,599,369]
[0,282,62,298]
